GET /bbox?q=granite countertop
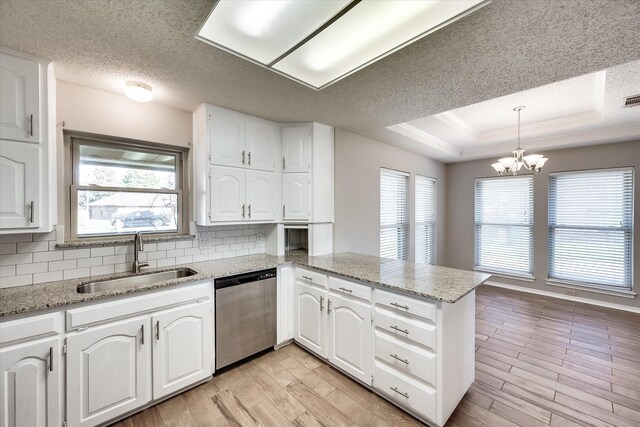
[0,252,490,318]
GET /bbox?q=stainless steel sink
[77,268,197,294]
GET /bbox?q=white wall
[333,129,447,262]
[444,140,640,309]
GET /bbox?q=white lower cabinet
[0,337,61,427]
[66,316,150,427]
[326,292,372,385]
[152,302,213,399]
[294,281,327,357]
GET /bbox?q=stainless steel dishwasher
[215,268,277,370]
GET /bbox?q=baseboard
[484,281,640,314]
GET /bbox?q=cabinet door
[294,282,326,357]
[0,142,39,229]
[0,338,61,427]
[282,125,311,172]
[209,110,245,168]
[152,302,213,399]
[246,118,277,171]
[327,293,372,384]
[246,170,277,221]
[0,53,40,143]
[282,173,310,221]
[209,166,246,222]
[66,317,150,427]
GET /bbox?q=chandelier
[491,106,548,175]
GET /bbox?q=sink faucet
[132,232,149,273]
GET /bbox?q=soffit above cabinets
[196,0,489,90]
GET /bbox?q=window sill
[474,268,535,283]
[546,279,636,299]
[56,234,196,248]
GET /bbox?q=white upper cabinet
[0,337,61,427]
[246,117,278,171]
[282,125,311,173]
[0,49,55,234]
[66,316,151,427]
[327,292,372,385]
[246,170,277,221]
[209,166,246,222]
[282,173,310,221]
[209,109,246,168]
[0,53,40,143]
[0,142,40,228]
[152,302,213,400]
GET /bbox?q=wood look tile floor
[113,286,640,427]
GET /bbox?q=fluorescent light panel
[197,1,350,65]
[197,0,488,90]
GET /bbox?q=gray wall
[333,129,447,262]
[444,140,640,309]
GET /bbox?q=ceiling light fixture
[491,106,548,175]
[124,81,153,103]
[196,0,490,90]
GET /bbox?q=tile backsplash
[0,224,268,288]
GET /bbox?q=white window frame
[415,175,436,264]
[474,175,534,278]
[547,167,634,293]
[380,168,409,260]
[64,131,189,242]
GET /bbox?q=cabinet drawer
[295,267,327,288]
[374,308,436,351]
[374,360,437,422]
[374,289,437,323]
[374,329,436,386]
[0,312,63,346]
[329,276,371,302]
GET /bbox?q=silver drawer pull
[141,324,145,345]
[390,354,409,364]
[302,275,313,282]
[390,386,409,398]
[390,302,409,310]
[242,150,246,164]
[156,320,160,340]
[30,114,34,136]
[49,347,53,372]
[338,287,352,293]
[320,296,324,312]
[390,325,409,335]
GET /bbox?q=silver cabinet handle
[156,321,160,340]
[248,204,251,218]
[390,386,409,398]
[282,157,286,170]
[242,150,246,164]
[29,201,34,223]
[141,324,145,345]
[390,302,409,310]
[390,325,409,334]
[338,287,352,293]
[390,354,409,364]
[327,299,332,314]
[283,205,286,218]
[320,296,324,312]
[302,275,313,282]
[29,114,34,136]
[248,152,251,166]
[242,204,246,218]
[49,347,53,372]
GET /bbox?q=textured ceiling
[390,59,640,161]
[1,0,639,161]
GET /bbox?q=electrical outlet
[565,290,577,296]
[256,234,265,242]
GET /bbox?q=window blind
[380,169,408,260]
[416,175,436,264]
[549,168,633,289]
[475,176,533,276]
